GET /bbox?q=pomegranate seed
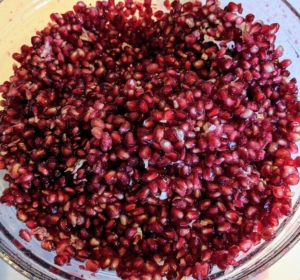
[104,170,117,185]
[0,1,299,279]
[275,148,290,158]
[19,229,32,242]
[245,206,258,218]
[239,240,253,253]
[146,63,159,74]
[160,140,173,153]
[224,12,238,22]
[240,109,253,119]
[91,127,103,139]
[54,254,69,266]
[217,222,231,233]
[201,249,212,262]
[228,245,240,257]
[192,262,210,279]
[10,163,21,179]
[41,240,56,251]
[261,228,276,241]
[225,210,239,223]
[17,210,28,222]
[250,232,261,245]
[154,126,164,142]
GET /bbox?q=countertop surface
[0,0,299,279]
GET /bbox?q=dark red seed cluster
[0,0,300,279]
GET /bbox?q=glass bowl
[0,0,299,279]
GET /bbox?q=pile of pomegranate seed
[0,0,299,278]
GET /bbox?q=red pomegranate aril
[85,259,100,272]
[91,127,103,139]
[0,0,300,279]
[285,174,299,185]
[279,59,292,69]
[192,262,210,280]
[10,163,21,179]
[275,148,291,158]
[228,245,240,258]
[217,222,231,233]
[104,170,117,185]
[19,229,32,242]
[261,228,276,241]
[17,210,28,222]
[225,210,239,223]
[294,156,300,167]
[239,240,253,253]
[26,220,37,229]
[41,240,56,251]
[54,254,69,266]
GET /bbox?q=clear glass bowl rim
[0,0,299,279]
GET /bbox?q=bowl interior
[0,0,299,279]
